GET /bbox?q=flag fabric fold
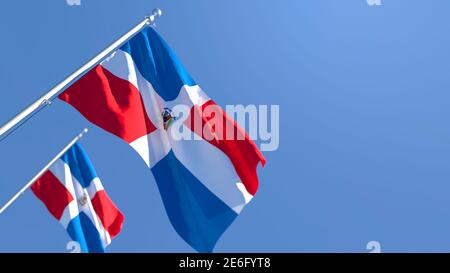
[31,143,124,253]
[59,26,264,252]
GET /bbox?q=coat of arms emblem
[162,107,176,130]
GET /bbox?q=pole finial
[78,128,88,138]
[146,8,162,25]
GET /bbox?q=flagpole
[0,8,162,141]
[0,128,89,215]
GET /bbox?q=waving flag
[59,26,265,252]
[31,143,124,253]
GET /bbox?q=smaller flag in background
[31,143,124,253]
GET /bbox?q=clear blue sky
[2,0,450,252]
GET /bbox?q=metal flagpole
[0,128,89,215]
[0,8,162,141]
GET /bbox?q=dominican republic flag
[31,143,124,253]
[59,26,265,252]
